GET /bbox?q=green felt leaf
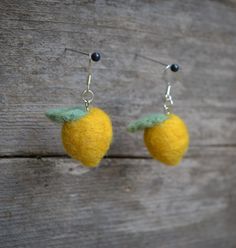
[45,106,87,123]
[128,113,169,132]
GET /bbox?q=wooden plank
[0,147,236,248]
[0,0,236,156]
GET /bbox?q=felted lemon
[128,113,189,166]
[46,106,112,167]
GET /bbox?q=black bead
[91,52,101,62]
[170,64,179,72]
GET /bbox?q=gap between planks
[0,144,236,160]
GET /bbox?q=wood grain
[0,0,235,156]
[0,147,236,248]
[0,1,236,247]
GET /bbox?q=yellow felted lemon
[128,113,189,166]
[62,108,112,167]
[46,106,112,167]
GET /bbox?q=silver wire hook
[162,64,180,115]
[64,48,101,111]
[135,53,181,115]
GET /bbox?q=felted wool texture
[62,107,113,167]
[45,106,86,123]
[128,113,169,132]
[144,114,189,166]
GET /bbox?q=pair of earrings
[46,49,189,168]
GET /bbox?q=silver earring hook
[162,64,180,115]
[135,53,180,115]
[163,65,173,115]
[82,57,94,112]
[64,48,101,111]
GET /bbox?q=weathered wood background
[0,0,236,247]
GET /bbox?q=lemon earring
[46,49,113,168]
[128,62,189,166]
